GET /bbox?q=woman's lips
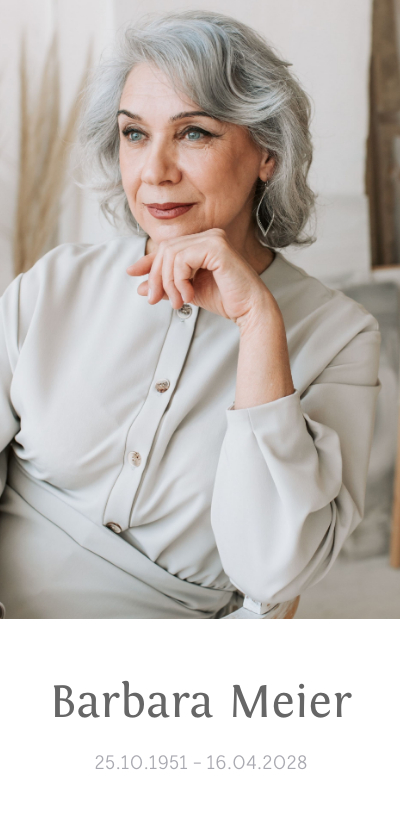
[145,203,195,219]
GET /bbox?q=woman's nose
[141,138,181,185]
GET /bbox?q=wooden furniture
[391,404,400,567]
[367,0,400,266]
[345,279,400,566]
[370,268,400,568]
[378,272,400,566]
[222,596,300,620]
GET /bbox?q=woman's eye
[184,128,208,141]
[123,129,144,143]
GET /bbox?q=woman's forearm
[234,293,295,409]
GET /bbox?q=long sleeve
[210,322,381,604]
[0,276,22,497]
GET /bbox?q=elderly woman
[0,11,380,619]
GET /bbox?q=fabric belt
[6,454,239,619]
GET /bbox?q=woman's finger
[128,250,165,304]
[173,251,196,303]
[159,248,185,308]
[161,246,199,307]
[163,272,184,309]
[147,248,167,304]
[126,253,155,276]
[137,280,168,301]
[137,280,149,296]
[161,247,176,296]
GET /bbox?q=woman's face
[118,63,274,246]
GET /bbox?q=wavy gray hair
[78,10,315,248]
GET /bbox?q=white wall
[0,0,373,290]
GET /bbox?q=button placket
[103,304,199,531]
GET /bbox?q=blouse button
[106,522,122,534]
[155,379,170,393]
[128,450,142,467]
[177,304,192,320]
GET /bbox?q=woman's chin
[143,218,206,243]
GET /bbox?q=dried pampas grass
[13,37,90,276]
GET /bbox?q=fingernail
[148,289,153,303]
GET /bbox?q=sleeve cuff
[225,389,302,433]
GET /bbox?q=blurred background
[2,0,400,617]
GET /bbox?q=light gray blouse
[0,235,381,618]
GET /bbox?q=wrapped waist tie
[2,455,237,619]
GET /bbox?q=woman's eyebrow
[169,110,219,122]
[117,109,219,122]
[117,110,141,120]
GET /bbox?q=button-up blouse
[0,235,381,618]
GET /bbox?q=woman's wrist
[234,284,279,334]
[234,288,295,409]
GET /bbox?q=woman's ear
[259,153,275,183]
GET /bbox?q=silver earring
[256,182,275,244]
[136,220,141,235]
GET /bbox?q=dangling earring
[136,220,141,236]
[256,182,275,245]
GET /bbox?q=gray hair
[78,10,315,248]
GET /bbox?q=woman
[0,11,380,619]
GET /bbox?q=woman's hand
[127,228,294,407]
[126,228,275,328]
